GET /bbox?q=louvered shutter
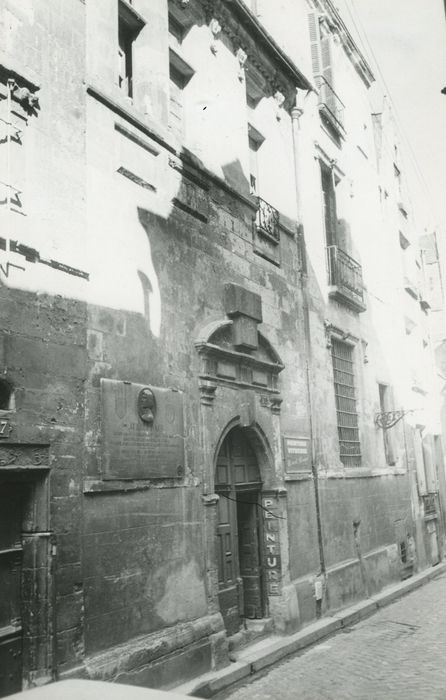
[321,30,336,116]
[308,11,322,78]
[321,33,333,86]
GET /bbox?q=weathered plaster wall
[83,487,207,652]
[0,0,88,682]
[79,0,312,672]
[0,0,442,692]
[82,72,310,666]
[289,0,423,614]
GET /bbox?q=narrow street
[219,571,446,700]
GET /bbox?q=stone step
[227,618,274,656]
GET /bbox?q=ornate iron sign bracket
[374,409,413,430]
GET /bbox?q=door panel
[215,428,264,633]
[216,493,241,635]
[0,483,24,698]
[237,494,263,619]
[0,634,22,697]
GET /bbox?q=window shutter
[414,430,428,495]
[326,182,337,246]
[320,33,333,86]
[308,11,322,77]
[320,164,337,246]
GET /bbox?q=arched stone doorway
[215,426,266,636]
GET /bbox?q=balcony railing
[255,196,280,243]
[327,245,365,312]
[315,75,345,134]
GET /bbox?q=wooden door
[215,428,263,634]
[0,482,24,697]
[237,493,263,619]
[216,488,242,636]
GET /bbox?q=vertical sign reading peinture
[262,497,282,595]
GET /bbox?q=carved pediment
[195,319,284,393]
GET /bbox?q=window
[168,52,194,140]
[118,1,144,98]
[168,14,194,140]
[378,383,396,466]
[168,13,185,48]
[248,136,259,194]
[331,339,361,466]
[245,76,264,195]
[308,10,344,136]
[248,125,264,195]
[169,64,186,138]
[0,379,13,411]
[321,160,365,312]
[118,18,133,97]
[320,161,337,246]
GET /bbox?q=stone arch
[213,416,274,488]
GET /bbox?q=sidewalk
[174,563,446,699]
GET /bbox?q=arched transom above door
[216,426,261,490]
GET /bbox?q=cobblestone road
[220,572,446,700]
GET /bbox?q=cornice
[201,0,313,105]
[195,341,284,374]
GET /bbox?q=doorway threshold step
[228,617,274,655]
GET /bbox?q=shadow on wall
[222,158,251,195]
[133,147,255,352]
[336,218,356,260]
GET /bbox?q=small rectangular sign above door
[283,435,311,474]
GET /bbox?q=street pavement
[218,571,446,700]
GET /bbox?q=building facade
[0,0,444,694]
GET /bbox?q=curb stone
[174,563,446,698]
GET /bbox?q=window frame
[320,159,338,247]
[117,0,145,99]
[330,337,361,467]
[248,124,264,195]
[245,72,265,197]
[168,48,195,140]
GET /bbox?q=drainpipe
[291,90,327,598]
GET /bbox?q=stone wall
[0,0,442,692]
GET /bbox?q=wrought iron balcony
[327,245,366,312]
[315,75,345,134]
[255,196,280,243]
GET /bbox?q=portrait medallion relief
[138,387,156,424]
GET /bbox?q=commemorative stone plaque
[101,379,185,480]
